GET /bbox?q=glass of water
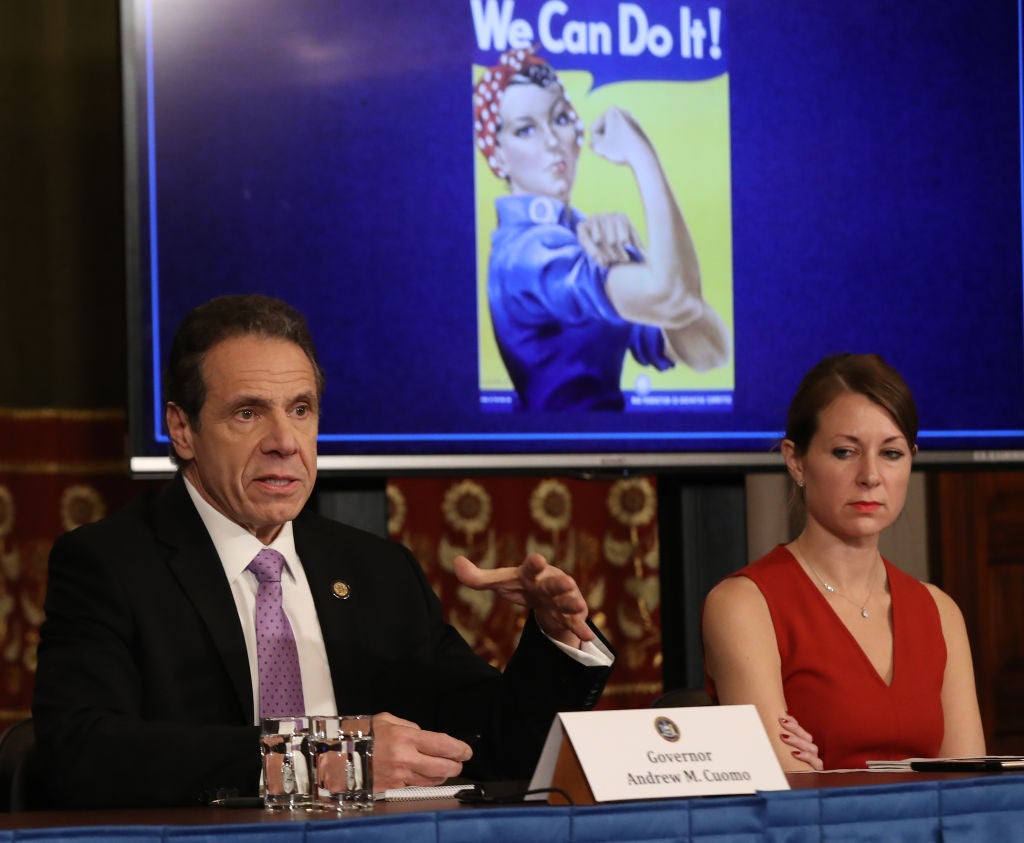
[259,716,315,809]
[311,714,374,811]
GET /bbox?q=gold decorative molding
[601,680,663,697]
[0,460,129,476]
[0,408,125,422]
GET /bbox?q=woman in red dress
[703,353,985,770]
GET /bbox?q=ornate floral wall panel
[0,410,163,730]
[386,475,663,710]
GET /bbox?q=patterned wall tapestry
[0,411,665,732]
[0,410,164,731]
[386,475,663,710]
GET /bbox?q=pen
[909,759,1018,772]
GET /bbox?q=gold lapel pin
[331,580,351,600]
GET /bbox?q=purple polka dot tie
[247,548,305,718]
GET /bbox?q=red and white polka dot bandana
[473,47,583,179]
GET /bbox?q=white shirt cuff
[546,631,614,667]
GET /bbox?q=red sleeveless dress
[706,545,945,769]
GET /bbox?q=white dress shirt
[183,479,611,726]
[184,479,337,723]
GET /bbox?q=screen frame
[120,0,1024,477]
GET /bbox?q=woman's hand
[578,212,641,267]
[779,714,823,771]
[589,107,653,166]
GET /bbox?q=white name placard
[529,705,789,802]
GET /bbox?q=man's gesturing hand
[453,553,594,649]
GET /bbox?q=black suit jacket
[31,476,612,808]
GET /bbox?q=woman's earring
[797,481,805,488]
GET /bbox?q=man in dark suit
[32,295,613,808]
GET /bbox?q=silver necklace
[806,557,881,619]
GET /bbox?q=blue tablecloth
[4,775,1024,842]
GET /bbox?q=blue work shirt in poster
[487,195,673,411]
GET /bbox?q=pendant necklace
[806,555,881,619]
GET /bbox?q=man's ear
[166,402,195,462]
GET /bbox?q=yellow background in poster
[474,68,735,396]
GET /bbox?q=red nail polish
[791,750,801,757]
[780,733,790,740]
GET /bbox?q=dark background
[1,2,125,411]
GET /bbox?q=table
[2,772,1023,841]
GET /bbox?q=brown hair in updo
[785,353,918,456]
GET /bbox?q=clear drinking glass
[311,714,374,811]
[259,716,315,809]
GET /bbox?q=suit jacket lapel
[293,514,372,712]
[155,475,254,724]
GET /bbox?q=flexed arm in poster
[475,47,730,412]
[588,106,730,371]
